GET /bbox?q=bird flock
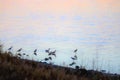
[7,46,78,67]
[69,49,78,66]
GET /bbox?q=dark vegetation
[0,44,120,80]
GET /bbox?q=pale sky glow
[0,0,120,73]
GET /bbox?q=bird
[33,49,37,56]
[74,49,78,53]
[52,50,56,54]
[69,62,76,66]
[17,53,21,56]
[71,54,77,60]
[23,53,26,55]
[45,48,50,53]
[48,50,56,57]
[34,49,37,53]
[8,46,13,51]
[49,57,52,60]
[48,51,52,56]
[17,48,22,52]
[52,53,56,57]
[34,52,37,56]
[71,57,77,60]
[44,58,49,61]
[74,55,77,60]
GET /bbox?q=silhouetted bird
[34,49,37,53]
[17,48,22,52]
[17,53,21,56]
[48,50,56,57]
[71,54,77,60]
[33,49,37,56]
[8,46,13,51]
[48,52,56,57]
[69,62,76,66]
[34,52,37,56]
[71,55,77,60]
[45,48,50,53]
[52,53,56,57]
[23,53,26,55]
[71,57,77,60]
[52,50,56,54]
[44,58,49,61]
[49,57,52,60]
[74,49,78,53]
[75,66,79,70]
[48,52,52,56]
[74,55,77,59]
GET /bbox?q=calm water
[0,0,120,74]
[1,25,120,74]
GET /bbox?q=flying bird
[44,58,49,61]
[49,57,52,60]
[71,57,77,60]
[34,52,37,56]
[33,49,37,55]
[71,54,77,60]
[17,48,22,52]
[8,46,13,51]
[52,53,56,57]
[69,62,76,66]
[52,50,56,54]
[74,49,78,53]
[45,48,50,53]
[48,50,56,57]
[48,51,52,56]
[74,55,77,59]
[23,53,26,55]
[17,53,21,56]
[34,49,37,53]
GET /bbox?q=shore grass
[0,45,120,80]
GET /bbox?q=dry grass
[0,45,120,80]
